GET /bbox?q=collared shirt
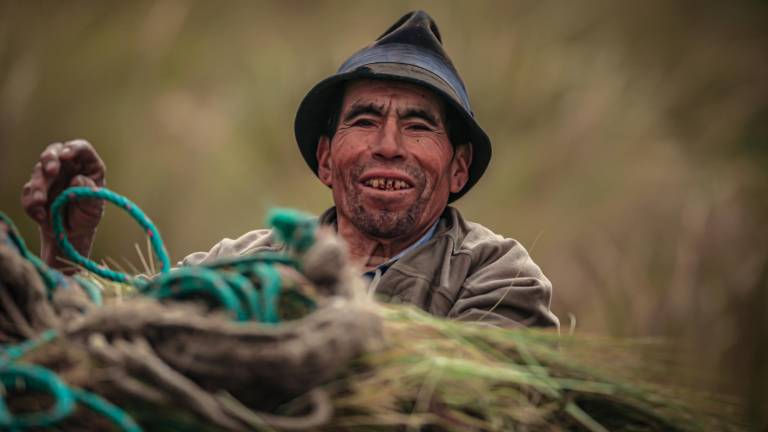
[362,221,439,288]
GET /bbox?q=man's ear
[449,144,472,194]
[316,135,333,187]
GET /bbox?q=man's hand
[21,139,106,273]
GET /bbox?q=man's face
[317,79,471,239]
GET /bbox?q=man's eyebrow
[342,103,384,122]
[398,107,439,127]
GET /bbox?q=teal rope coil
[0,188,324,431]
[71,388,142,432]
[267,208,317,254]
[221,272,262,322]
[0,329,142,431]
[47,186,316,323]
[146,268,247,321]
[0,364,75,430]
[2,198,148,431]
[50,186,171,284]
[0,212,62,296]
[252,263,282,324]
[0,329,58,368]
[73,275,103,306]
[0,362,142,432]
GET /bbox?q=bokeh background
[1,0,767,427]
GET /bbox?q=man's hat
[294,10,492,202]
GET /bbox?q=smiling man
[22,11,559,328]
[316,79,472,272]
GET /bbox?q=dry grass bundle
[24,272,743,432]
[322,304,744,432]
[1,215,745,431]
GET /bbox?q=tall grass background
[1,0,766,428]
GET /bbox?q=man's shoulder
[443,207,523,253]
[180,208,336,267]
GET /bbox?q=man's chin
[354,208,416,240]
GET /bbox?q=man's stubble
[340,162,428,240]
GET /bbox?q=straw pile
[0,205,745,431]
[12,272,744,432]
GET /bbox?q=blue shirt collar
[363,220,439,278]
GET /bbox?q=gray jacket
[181,207,559,329]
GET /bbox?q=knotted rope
[0,186,343,431]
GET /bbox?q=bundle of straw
[0,198,745,431]
[14,270,743,432]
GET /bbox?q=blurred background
[1,0,766,427]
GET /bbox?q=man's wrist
[40,228,96,274]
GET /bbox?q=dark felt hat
[294,10,491,203]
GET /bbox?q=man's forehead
[341,79,445,114]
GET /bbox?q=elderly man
[21,11,559,329]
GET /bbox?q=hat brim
[294,63,491,203]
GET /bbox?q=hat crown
[337,10,471,113]
[376,10,443,47]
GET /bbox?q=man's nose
[372,117,405,160]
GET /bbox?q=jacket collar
[317,206,466,255]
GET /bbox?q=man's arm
[446,237,559,329]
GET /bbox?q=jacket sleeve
[446,237,560,329]
[178,229,277,267]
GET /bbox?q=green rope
[71,388,142,432]
[1,210,136,430]
[46,187,320,323]
[50,186,171,283]
[0,212,63,296]
[267,208,317,253]
[221,272,262,321]
[0,329,58,368]
[0,357,142,432]
[0,364,76,430]
[0,212,103,305]
[146,267,247,321]
[252,263,282,324]
[0,186,323,431]
[73,274,103,306]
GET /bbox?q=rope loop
[145,267,248,321]
[0,364,76,429]
[50,186,171,284]
[0,189,327,431]
[1,212,62,295]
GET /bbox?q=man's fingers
[22,139,105,229]
[40,142,64,177]
[60,139,106,185]
[59,139,91,157]
[21,162,50,223]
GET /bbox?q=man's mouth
[362,177,413,191]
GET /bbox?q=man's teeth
[364,178,412,191]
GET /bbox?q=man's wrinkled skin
[21,140,105,275]
[316,80,471,271]
[22,80,471,275]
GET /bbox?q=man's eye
[352,119,376,127]
[407,124,432,131]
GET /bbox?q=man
[21,11,559,329]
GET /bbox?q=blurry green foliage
[1,0,767,427]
